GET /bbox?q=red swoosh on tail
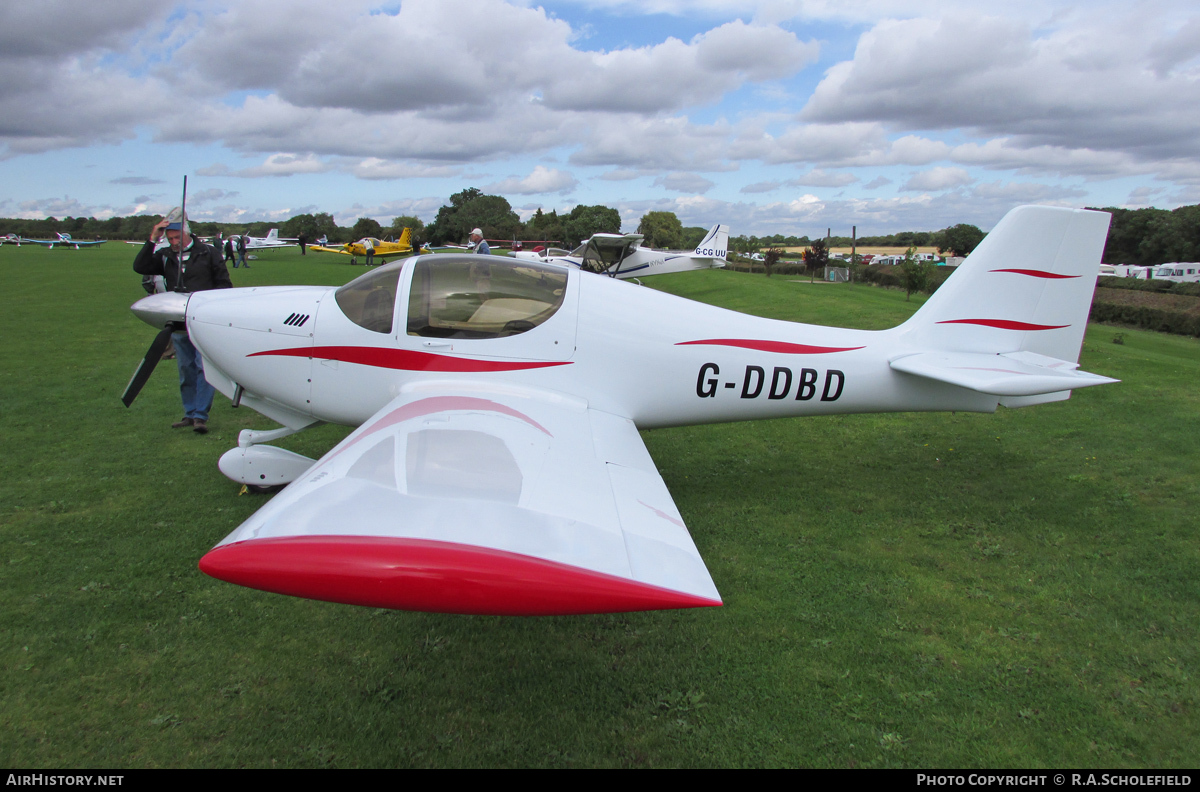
[677,339,863,354]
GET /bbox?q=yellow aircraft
[311,228,414,264]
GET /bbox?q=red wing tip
[200,536,721,616]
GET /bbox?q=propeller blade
[121,327,175,407]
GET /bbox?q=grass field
[2,243,1196,768]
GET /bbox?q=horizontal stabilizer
[890,350,1119,396]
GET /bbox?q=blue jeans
[174,332,214,421]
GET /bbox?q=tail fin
[899,206,1110,364]
[398,227,413,249]
[266,229,279,241]
[693,224,729,262]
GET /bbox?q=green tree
[425,188,520,245]
[523,208,565,246]
[803,238,828,282]
[351,217,384,240]
[899,246,934,301]
[934,223,985,257]
[763,247,784,278]
[637,211,683,249]
[562,204,621,248]
[282,212,341,240]
[389,215,425,244]
[681,226,709,250]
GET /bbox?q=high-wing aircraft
[310,228,414,264]
[18,232,107,249]
[123,206,1116,616]
[511,223,729,279]
[238,229,297,250]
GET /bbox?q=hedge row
[1096,276,1200,296]
[1089,301,1200,337]
[856,263,953,294]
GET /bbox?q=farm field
[1,242,1196,768]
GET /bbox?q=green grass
[1,245,1196,767]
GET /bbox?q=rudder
[693,224,729,261]
[898,206,1110,364]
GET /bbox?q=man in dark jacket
[132,208,232,434]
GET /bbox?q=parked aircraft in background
[510,224,729,279]
[239,229,297,250]
[486,239,562,252]
[16,233,107,249]
[310,228,414,264]
[122,206,1116,616]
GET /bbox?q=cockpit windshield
[572,236,639,274]
[407,255,567,339]
[334,263,403,334]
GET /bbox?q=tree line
[1093,204,1200,266]
[6,195,1194,263]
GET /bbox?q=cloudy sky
[2,0,1198,236]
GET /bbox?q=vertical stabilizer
[693,224,729,261]
[398,227,413,249]
[898,206,1110,364]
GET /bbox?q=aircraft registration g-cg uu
[125,206,1117,616]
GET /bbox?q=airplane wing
[199,383,722,615]
[22,235,107,248]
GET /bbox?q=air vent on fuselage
[283,313,310,327]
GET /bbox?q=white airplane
[511,223,729,279]
[231,229,297,250]
[123,206,1116,616]
[18,232,107,249]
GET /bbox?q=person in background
[132,207,232,434]
[469,228,490,255]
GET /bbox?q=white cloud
[787,169,858,187]
[731,122,889,165]
[349,159,463,180]
[187,188,240,206]
[110,176,165,186]
[802,13,1200,163]
[653,172,717,194]
[485,166,580,195]
[741,181,781,193]
[902,166,973,191]
[196,153,333,178]
[597,169,647,181]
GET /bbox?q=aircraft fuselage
[184,255,1002,438]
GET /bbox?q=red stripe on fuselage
[250,345,571,372]
[199,536,722,615]
[989,268,1080,279]
[677,339,863,354]
[936,319,1068,330]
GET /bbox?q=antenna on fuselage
[177,175,188,273]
